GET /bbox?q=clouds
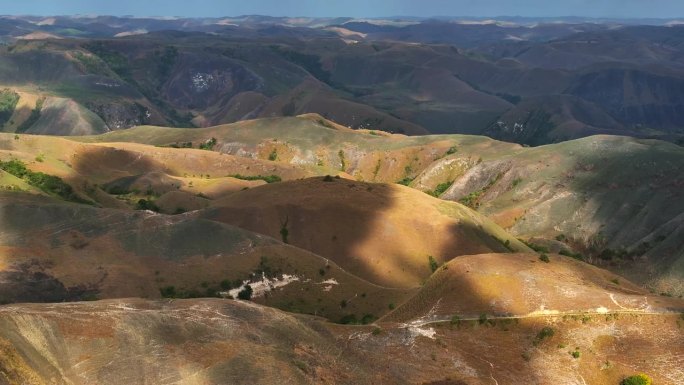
[2,0,683,18]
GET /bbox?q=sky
[1,0,683,19]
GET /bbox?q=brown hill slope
[0,298,682,385]
[80,118,684,294]
[382,253,684,323]
[204,177,530,288]
[0,192,413,321]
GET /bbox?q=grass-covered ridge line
[0,159,90,204]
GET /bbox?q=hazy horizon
[1,0,684,19]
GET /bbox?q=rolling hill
[204,177,530,288]
[74,115,684,294]
[0,113,683,384]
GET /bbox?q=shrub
[0,89,19,126]
[323,175,334,182]
[388,303,395,310]
[559,248,585,261]
[450,315,461,326]
[279,218,289,243]
[198,137,217,150]
[135,199,159,212]
[428,256,440,273]
[539,254,550,263]
[521,239,550,253]
[160,286,176,298]
[237,284,253,300]
[621,374,652,385]
[339,314,358,324]
[268,149,278,161]
[445,146,457,155]
[534,327,554,345]
[428,181,453,197]
[571,350,580,359]
[478,313,488,325]
[396,177,414,186]
[458,190,483,208]
[338,150,346,171]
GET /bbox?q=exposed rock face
[85,101,152,130]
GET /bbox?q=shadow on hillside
[200,177,516,289]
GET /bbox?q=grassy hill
[4,115,684,294]
[0,114,681,385]
[382,253,682,323]
[204,177,530,288]
[0,192,413,322]
[78,115,684,294]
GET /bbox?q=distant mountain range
[0,15,682,146]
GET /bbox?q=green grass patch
[533,327,555,346]
[428,255,440,273]
[458,173,502,208]
[0,159,90,204]
[227,174,282,183]
[0,88,19,127]
[396,176,415,186]
[620,374,652,385]
[559,248,585,261]
[428,181,453,197]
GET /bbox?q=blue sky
[1,0,683,18]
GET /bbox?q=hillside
[382,253,683,323]
[204,177,530,288]
[79,116,684,294]
[0,115,682,384]
[0,192,414,322]
[0,298,682,384]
